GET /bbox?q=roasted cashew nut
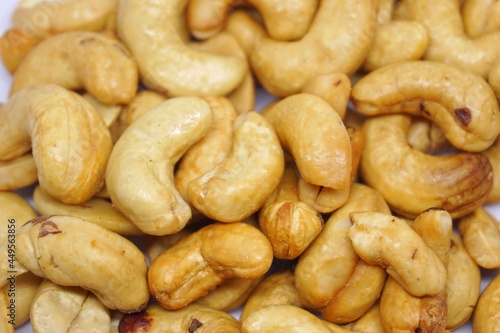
[117,0,247,97]
[0,84,112,204]
[10,31,138,105]
[106,97,213,236]
[359,114,493,219]
[483,136,500,203]
[352,60,500,152]
[473,272,500,333]
[0,28,43,74]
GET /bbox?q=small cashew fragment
[117,0,247,97]
[30,279,111,333]
[258,164,324,259]
[0,28,43,73]
[119,304,240,333]
[348,211,447,297]
[250,0,375,96]
[2,272,43,328]
[462,0,500,38]
[457,207,500,268]
[82,93,122,128]
[188,111,284,222]
[10,31,138,105]
[106,97,213,236]
[406,117,450,154]
[359,114,493,219]
[16,215,150,313]
[33,185,143,236]
[12,0,119,37]
[473,272,500,333]
[0,84,112,204]
[352,60,500,152]
[0,154,38,191]
[148,222,273,310]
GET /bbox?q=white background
[1,0,499,332]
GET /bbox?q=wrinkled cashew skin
[0,84,112,204]
[261,93,351,190]
[10,31,138,105]
[15,215,149,313]
[106,97,213,236]
[250,0,374,96]
[148,222,273,310]
[352,60,500,152]
[188,111,284,222]
[473,273,500,333]
[118,0,247,97]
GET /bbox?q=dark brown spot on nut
[79,204,92,209]
[39,221,62,237]
[79,37,97,45]
[28,216,52,226]
[119,311,152,333]
[189,319,203,332]
[454,108,471,126]
[334,79,342,87]
[412,249,418,259]
[419,102,430,116]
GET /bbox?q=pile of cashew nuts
[1,0,500,332]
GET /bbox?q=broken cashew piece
[117,0,247,97]
[10,31,138,105]
[352,60,500,152]
[188,111,284,223]
[0,84,112,204]
[106,97,213,236]
[15,215,150,313]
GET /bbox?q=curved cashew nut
[106,97,213,236]
[12,0,118,37]
[359,114,493,218]
[187,111,284,223]
[0,84,112,204]
[148,222,273,310]
[250,0,375,96]
[352,60,500,152]
[10,31,138,105]
[473,273,500,333]
[117,0,247,97]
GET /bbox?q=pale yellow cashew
[0,290,12,333]
[106,97,213,236]
[473,273,500,333]
[250,0,375,96]
[187,111,284,223]
[2,272,42,328]
[0,191,38,243]
[351,60,500,152]
[10,31,138,105]
[12,0,119,37]
[16,215,150,313]
[462,0,500,38]
[117,0,247,97]
[224,10,267,56]
[359,114,493,219]
[0,84,112,204]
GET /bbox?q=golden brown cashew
[343,303,384,333]
[0,28,43,73]
[473,273,500,333]
[16,215,149,313]
[258,164,324,259]
[0,84,112,204]
[250,0,375,96]
[187,111,284,223]
[483,136,500,203]
[348,211,447,297]
[406,117,450,154]
[119,304,240,333]
[0,191,37,243]
[2,272,43,328]
[359,114,493,219]
[106,97,213,236]
[0,154,37,191]
[10,31,138,105]
[117,0,247,97]
[12,0,119,37]
[148,222,273,310]
[462,0,500,38]
[352,60,500,152]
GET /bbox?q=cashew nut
[187,111,284,223]
[473,272,500,333]
[359,114,493,218]
[406,117,450,154]
[462,0,500,38]
[483,136,500,203]
[224,10,267,56]
[0,84,112,204]
[117,0,247,97]
[15,215,150,312]
[0,28,43,73]
[0,191,38,243]
[148,222,273,310]
[0,154,37,191]
[343,303,384,333]
[106,96,213,236]
[10,31,138,105]
[82,93,122,128]
[2,272,43,328]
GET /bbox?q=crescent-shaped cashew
[188,111,284,223]
[360,114,493,218]
[16,215,149,313]
[12,0,118,37]
[117,0,247,97]
[250,0,375,96]
[0,84,112,204]
[352,60,500,152]
[106,97,213,236]
[10,31,138,105]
